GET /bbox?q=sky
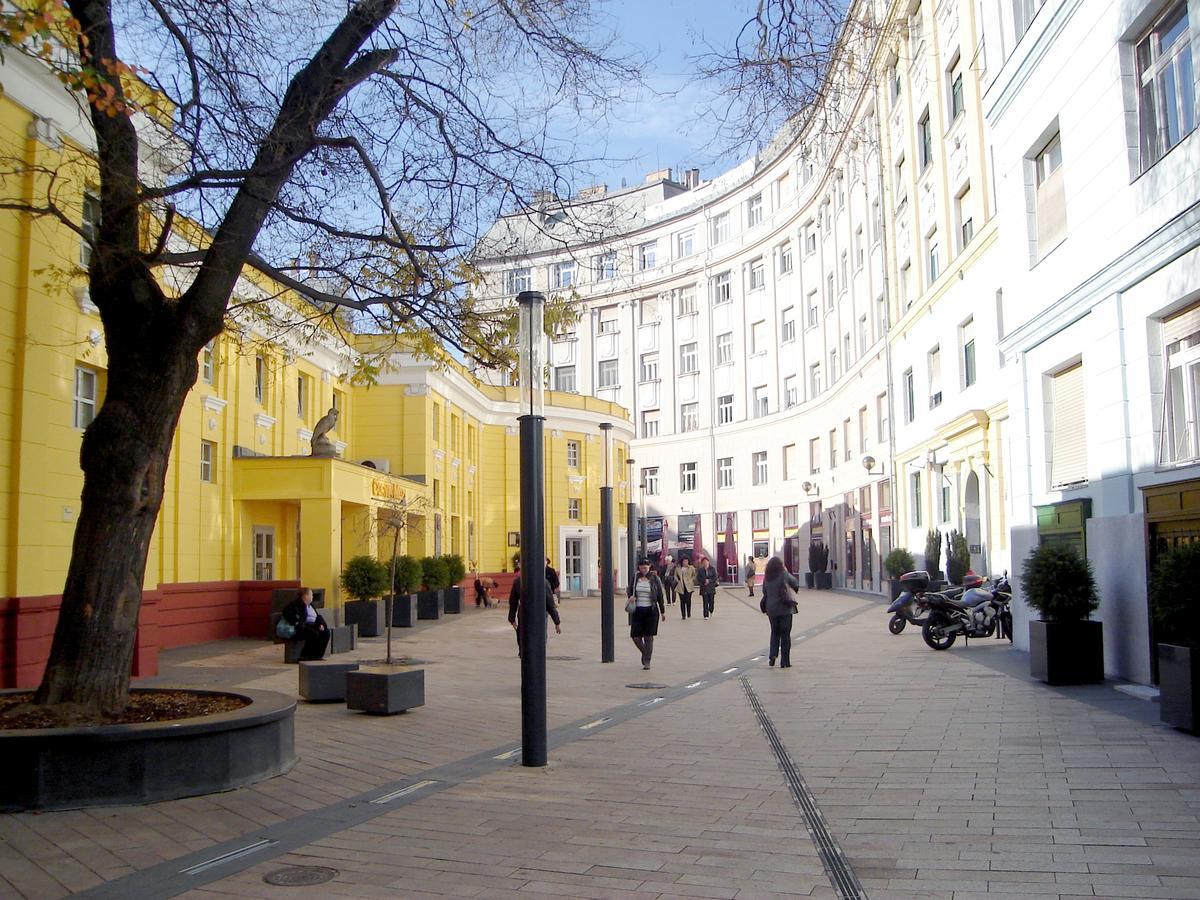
[569,0,759,192]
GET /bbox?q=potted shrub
[387,554,421,628]
[925,529,944,589]
[1021,543,1103,685]
[805,541,821,589]
[417,556,449,619]
[945,529,971,586]
[340,555,389,638]
[440,553,467,614]
[812,542,832,590]
[1149,542,1200,732]
[884,548,916,600]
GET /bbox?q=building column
[300,498,342,612]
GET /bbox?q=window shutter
[1164,302,1200,347]
[1050,364,1087,487]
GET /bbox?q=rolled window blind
[1051,363,1087,487]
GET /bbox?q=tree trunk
[34,304,198,712]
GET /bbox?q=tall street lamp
[599,422,614,663]
[625,457,637,579]
[516,290,547,767]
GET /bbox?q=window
[839,251,849,290]
[754,385,769,417]
[554,365,577,392]
[809,362,822,397]
[639,354,659,382]
[201,340,216,385]
[1163,306,1200,463]
[73,364,97,429]
[829,428,838,469]
[751,321,766,355]
[877,392,890,442]
[1137,1,1194,170]
[552,261,576,289]
[80,191,100,267]
[961,318,976,388]
[872,199,882,242]
[598,359,619,388]
[855,227,864,268]
[640,296,660,323]
[844,418,852,461]
[843,332,851,366]
[568,498,581,521]
[826,273,835,309]
[749,258,766,290]
[566,439,580,468]
[717,394,734,424]
[858,315,869,354]
[809,437,820,474]
[677,287,698,317]
[956,186,974,249]
[637,242,657,271]
[805,225,817,255]
[711,271,732,304]
[784,443,798,480]
[899,261,912,309]
[807,292,819,328]
[752,508,769,530]
[941,481,952,523]
[717,457,734,489]
[949,55,965,119]
[595,252,617,281]
[505,267,532,294]
[200,439,215,483]
[903,368,915,422]
[783,504,799,528]
[911,472,923,527]
[895,156,908,209]
[597,306,618,333]
[927,231,941,282]
[829,348,838,382]
[254,355,266,405]
[710,212,729,244]
[928,345,942,408]
[680,462,697,492]
[778,243,793,275]
[296,373,309,419]
[836,176,846,209]
[1014,0,1047,40]
[784,375,798,408]
[641,411,659,438]
[890,65,901,105]
[432,402,441,442]
[747,193,763,227]
[1049,362,1087,487]
[680,402,700,432]
[715,332,733,365]
[676,229,695,258]
[332,389,343,428]
[1034,131,1067,251]
[679,342,699,374]
[859,406,869,452]
[753,451,768,485]
[644,467,659,495]
[782,308,796,343]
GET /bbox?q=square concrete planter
[814,573,833,590]
[1158,643,1200,733]
[443,586,463,615]
[416,590,443,620]
[344,600,385,638]
[298,660,360,702]
[804,573,815,589]
[328,624,356,654]
[1029,619,1104,685]
[345,666,425,715]
[387,594,418,627]
[283,639,307,664]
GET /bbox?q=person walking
[545,557,561,605]
[661,554,678,605]
[676,556,697,619]
[744,555,757,597]
[627,558,665,669]
[508,564,561,657]
[760,556,800,668]
[697,555,719,618]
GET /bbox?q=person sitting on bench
[282,587,329,660]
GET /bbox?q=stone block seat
[328,624,356,654]
[345,666,425,715]
[298,660,360,702]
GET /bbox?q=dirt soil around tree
[0,690,249,730]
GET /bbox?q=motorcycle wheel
[922,613,957,650]
[1000,610,1013,643]
[888,614,906,635]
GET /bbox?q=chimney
[644,167,672,184]
[532,190,557,207]
[684,168,701,189]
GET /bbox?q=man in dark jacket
[697,555,719,618]
[509,565,562,657]
[545,557,561,604]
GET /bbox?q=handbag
[624,598,636,614]
[276,618,297,640]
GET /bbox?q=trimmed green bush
[884,548,915,579]
[946,529,971,585]
[1020,543,1099,622]
[441,553,466,586]
[807,541,828,573]
[1150,542,1200,647]
[421,555,449,590]
[340,555,389,601]
[924,529,942,580]
[393,554,421,595]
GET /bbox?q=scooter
[886,576,931,634]
[921,573,1013,650]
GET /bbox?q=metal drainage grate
[547,655,580,661]
[263,866,338,887]
[625,682,669,689]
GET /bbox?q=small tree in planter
[1149,542,1200,732]
[394,555,421,595]
[945,530,971,586]
[416,556,449,619]
[884,548,916,600]
[340,555,390,643]
[810,542,832,589]
[924,529,943,586]
[440,554,467,613]
[1020,543,1103,685]
[805,541,822,589]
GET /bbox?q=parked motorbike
[886,570,933,633]
[921,573,1013,650]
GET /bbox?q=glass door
[564,538,583,593]
[253,526,275,580]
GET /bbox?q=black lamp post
[625,457,637,579]
[516,290,547,767]
[599,422,614,663]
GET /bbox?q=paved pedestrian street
[3,587,1199,899]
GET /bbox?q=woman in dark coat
[627,558,666,669]
[282,587,329,661]
[760,557,800,668]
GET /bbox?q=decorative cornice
[297,428,313,442]
[254,413,276,428]
[203,396,228,412]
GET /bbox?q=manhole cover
[547,655,580,661]
[626,682,669,689]
[263,866,338,887]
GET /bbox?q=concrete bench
[328,624,356,654]
[283,639,307,664]
[298,660,360,702]
[345,667,425,715]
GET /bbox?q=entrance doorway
[253,526,275,580]
[965,471,982,572]
[564,538,583,593]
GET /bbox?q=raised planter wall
[1158,643,1200,732]
[1029,619,1105,685]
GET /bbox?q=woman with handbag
[676,556,697,620]
[761,556,800,668]
[626,558,665,669]
[281,587,329,661]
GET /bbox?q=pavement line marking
[580,716,611,730]
[751,655,763,661]
[179,840,276,875]
[638,697,665,707]
[722,667,739,674]
[686,680,705,688]
[370,779,437,803]
[493,747,521,760]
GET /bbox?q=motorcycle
[886,570,951,634]
[921,573,1013,650]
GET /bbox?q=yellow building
[0,53,633,624]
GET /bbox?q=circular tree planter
[1,687,296,812]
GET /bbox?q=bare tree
[0,0,639,713]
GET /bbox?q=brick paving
[2,586,1199,899]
